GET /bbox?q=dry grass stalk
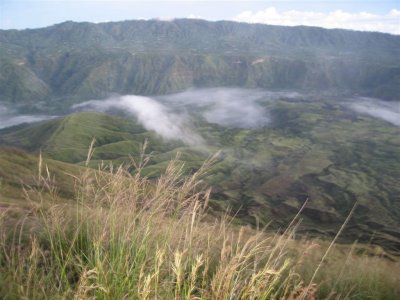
[0,143,398,299]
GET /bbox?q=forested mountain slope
[1,19,399,111]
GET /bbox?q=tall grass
[0,145,399,299]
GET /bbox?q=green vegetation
[1,97,399,252]
[0,150,398,299]
[1,17,399,299]
[1,19,399,109]
[0,146,81,205]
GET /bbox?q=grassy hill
[1,18,399,299]
[0,112,206,167]
[0,146,81,206]
[1,105,399,253]
[0,144,399,299]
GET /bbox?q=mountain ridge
[1,19,399,110]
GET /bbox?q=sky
[0,0,399,34]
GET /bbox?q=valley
[1,18,400,298]
[1,88,399,253]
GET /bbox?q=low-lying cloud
[0,104,56,129]
[348,97,400,126]
[72,88,303,145]
[72,95,204,146]
[0,104,7,115]
[158,88,302,129]
[159,88,270,128]
[0,115,56,129]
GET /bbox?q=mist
[72,95,204,146]
[158,88,303,129]
[348,97,400,127]
[72,88,304,145]
[0,104,56,129]
[2,89,399,150]
[0,104,7,115]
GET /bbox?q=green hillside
[1,143,398,299]
[1,105,399,252]
[1,17,400,299]
[1,19,399,111]
[0,112,207,173]
[0,146,82,206]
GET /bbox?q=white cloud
[72,95,204,146]
[233,7,400,34]
[187,14,203,19]
[0,115,57,129]
[159,88,271,129]
[348,97,400,127]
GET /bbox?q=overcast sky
[1,0,399,34]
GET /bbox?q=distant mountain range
[1,19,399,111]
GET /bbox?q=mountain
[1,18,400,299]
[0,19,399,112]
[1,18,399,252]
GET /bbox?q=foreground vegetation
[0,146,399,299]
